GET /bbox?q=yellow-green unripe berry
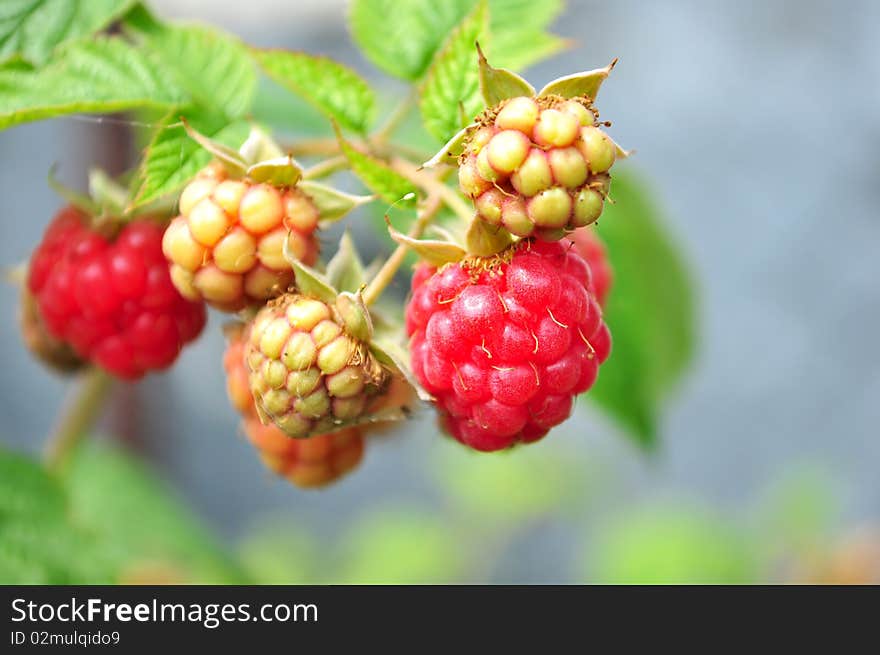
[572,188,605,227]
[474,188,505,225]
[533,109,579,148]
[500,197,535,237]
[494,97,540,134]
[527,187,573,228]
[578,126,616,173]
[560,100,595,127]
[510,149,553,197]
[459,156,493,198]
[548,147,589,188]
[475,148,499,182]
[486,130,531,175]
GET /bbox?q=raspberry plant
[2,0,695,493]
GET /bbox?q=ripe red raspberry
[406,240,611,452]
[459,96,615,241]
[162,162,320,312]
[224,331,365,488]
[27,206,206,379]
[567,227,612,307]
[244,294,390,438]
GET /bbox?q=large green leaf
[134,24,257,120]
[419,2,488,143]
[0,0,137,64]
[0,36,185,129]
[350,0,563,81]
[254,50,375,133]
[336,128,416,204]
[62,442,243,584]
[590,170,696,446]
[129,108,250,209]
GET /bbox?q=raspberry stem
[44,368,112,472]
[302,155,348,180]
[362,193,443,306]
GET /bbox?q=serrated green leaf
[335,127,416,205]
[254,49,375,133]
[589,171,697,446]
[0,0,137,65]
[62,442,242,583]
[349,0,557,80]
[349,0,474,81]
[133,24,257,119]
[491,30,569,71]
[129,109,249,209]
[0,36,185,129]
[419,2,488,144]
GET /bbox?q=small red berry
[566,227,613,307]
[26,207,206,379]
[406,240,611,452]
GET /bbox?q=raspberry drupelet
[567,227,613,308]
[27,206,206,379]
[406,239,611,452]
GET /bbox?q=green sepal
[238,126,284,164]
[422,124,475,169]
[537,59,618,100]
[465,217,513,257]
[385,215,466,266]
[326,231,366,293]
[88,169,128,217]
[47,166,99,216]
[370,338,433,403]
[335,291,373,343]
[298,181,374,225]
[182,118,248,177]
[477,43,535,107]
[246,156,303,187]
[284,241,338,304]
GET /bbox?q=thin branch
[362,194,444,306]
[44,368,112,471]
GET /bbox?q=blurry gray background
[1,0,878,581]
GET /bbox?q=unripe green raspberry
[459,95,618,242]
[245,293,390,438]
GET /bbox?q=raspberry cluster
[224,330,365,488]
[27,207,206,379]
[163,162,320,311]
[406,239,610,451]
[459,96,616,241]
[245,294,389,438]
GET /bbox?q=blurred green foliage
[586,505,757,584]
